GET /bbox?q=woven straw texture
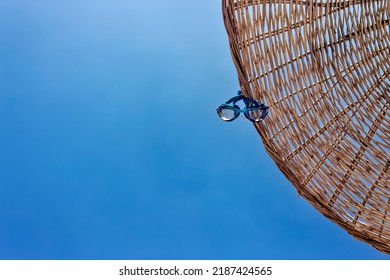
[222,0,390,253]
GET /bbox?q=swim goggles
[216,91,269,122]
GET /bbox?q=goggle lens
[218,107,237,121]
[247,108,268,122]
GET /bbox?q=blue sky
[0,0,389,260]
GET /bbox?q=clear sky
[0,0,389,260]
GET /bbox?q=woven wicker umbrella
[222,0,390,254]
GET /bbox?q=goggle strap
[224,95,243,104]
[225,94,257,106]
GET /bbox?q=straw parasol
[222,0,390,253]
